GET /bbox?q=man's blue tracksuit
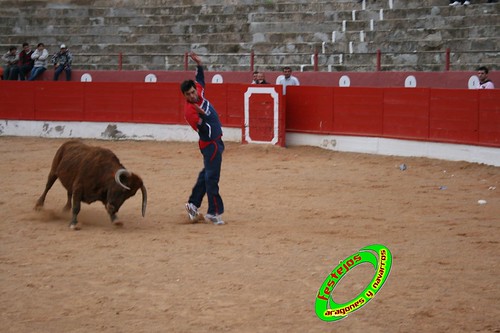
[184,65,224,216]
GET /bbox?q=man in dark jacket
[17,42,34,81]
[51,44,73,81]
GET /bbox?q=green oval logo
[315,244,392,321]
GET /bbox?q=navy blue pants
[54,65,71,81]
[189,139,224,215]
[28,67,46,81]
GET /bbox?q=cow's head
[106,169,147,218]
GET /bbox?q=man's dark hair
[477,66,489,74]
[22,42,29,47]
[9,46,16,51]
[180,79,196,93]
[283,66,292,71]
[37,43,44,47]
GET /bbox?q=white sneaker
[205,214,225,225]
[449,1,461,5]
[463,1,470,5]
[185,203,201,222]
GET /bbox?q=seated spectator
[51,44,73,81]
[256,72,269,84]
[28,43,49,81]
[16,42,34,81]
[2,46,19,80]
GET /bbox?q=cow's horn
[140,185,147,217]
[115,168,131,190]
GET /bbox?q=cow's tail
[140,185,147,217]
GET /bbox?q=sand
[0,136,499,333]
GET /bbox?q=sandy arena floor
[0,136,499,333]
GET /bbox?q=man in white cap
[51,44,73,81]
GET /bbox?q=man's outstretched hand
[190,52,202,66]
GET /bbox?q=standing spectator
[181,52,225,225]
[2,46,19,80]
[276,66,300,94]
[256,72,269,84]
[51,44,72,81]
[17,42,34,81]
[476,66,495,89]
[28,43,49,81]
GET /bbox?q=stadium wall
[0,81,499,166]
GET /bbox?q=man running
[181,52,225,225]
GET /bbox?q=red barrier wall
[285,86,500,148]
[383,88,430,140]
[478,89,500,145]
[0,81,499,148]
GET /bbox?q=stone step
[0,13,253,26]
[334,25,499,43]
[0,1,366,16]
[2,35,497,60]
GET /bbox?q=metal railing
[71,49,499,72]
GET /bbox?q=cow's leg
[34,173,58,210]
[69,192,82,230]
[63,190,72,211]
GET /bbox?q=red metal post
[314,48,318,71]
[250,50,254,72]
[376,49,381,71]
[445,48,450,71]
[184,52,188,71]
[118,52,122,71]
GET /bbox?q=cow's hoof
[113,221,124,227]
[69,224,81,230]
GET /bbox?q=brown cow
[35,140,147,230]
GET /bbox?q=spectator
[251,71,258,84]
[51,44,73,81]
[16,42,34,81]
[476,66,495,89]
[449,1,470,6]
[256,72,269,84]
[2,46,19,80]
[28,43,49,81]
[276,66,300,94]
